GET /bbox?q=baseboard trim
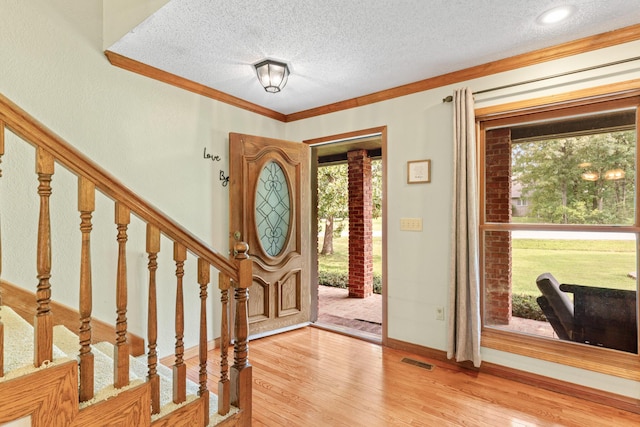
[1,279,145,356]
[176,338,219,365]
[386,337,640,415]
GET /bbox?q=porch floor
[316,285,382,337]
[317,285,558,340]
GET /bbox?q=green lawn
[318,236,383,276]
[513,239,636,294]
[318,218,383,276]
[318,233,637,297]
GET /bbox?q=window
[478,89,640,379]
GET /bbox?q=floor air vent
[401,357,434,371]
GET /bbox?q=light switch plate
[400,217,422,231]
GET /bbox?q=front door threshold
[311,321,382,344]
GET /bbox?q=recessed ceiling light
[537,5,575,25]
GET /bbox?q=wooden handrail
[0,93,237,281]
[0,92,253,425]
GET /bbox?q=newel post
[231,241,252,422]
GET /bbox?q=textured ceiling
[108,0,640,115]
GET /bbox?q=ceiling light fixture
[537,5,575,25]
[254,59,290,93]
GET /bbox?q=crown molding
[104,50,287,122]
[105,23,640,123]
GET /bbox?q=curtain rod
[442,55,640,103]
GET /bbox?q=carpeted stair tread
[2,305,234,424]
[94,341,224,422]
[53,324,142,394]
[1,306,67,375]
[94,341,175,409]
[94,341,218,416]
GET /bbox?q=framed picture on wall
[407,159,431,183]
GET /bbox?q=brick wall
[484,128,512,325]
[347,150,373,298]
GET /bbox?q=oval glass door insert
[255,161,291,256]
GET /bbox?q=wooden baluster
[217,271,231,415]
[34,148,54,367]
[173,242,187,404]
[0,121,4,377]
[78,177,95,401]
[198,258,210,425]
[146,224,161,414]
[231,242,252,420]
[114,202,130,388]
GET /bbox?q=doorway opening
[305,127,387,343]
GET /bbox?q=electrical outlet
[400,217,423,231]
[436,306,444,321]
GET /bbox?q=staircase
[0,93,253,426]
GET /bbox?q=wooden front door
[229,133,310,337]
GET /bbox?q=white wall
[0,0,286,358]
[1,0,639,398]
[285,40,640,398]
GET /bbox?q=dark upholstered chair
[536,272,637,353]
[536,272,575,340]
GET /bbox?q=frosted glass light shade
[254,59,290,93]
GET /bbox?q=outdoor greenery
[318,235,635,319]
[318,235,383,276]
[317,218,383,294]
[513,130,636,224]
[511,238,635,320]
[318,270,383,294]
[317,132,638,321]
[512,239,636,295]
[317,161,382,254]
[508,129,637,320]
[512,293,547,321]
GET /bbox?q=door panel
[229,133,310,336]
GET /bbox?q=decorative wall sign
[202,147,229,187]
[407,159,431,183]
[219,170,229,187]
[203,147,221,162]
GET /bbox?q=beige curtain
[447,87,481,367]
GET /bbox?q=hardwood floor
[185,327,640,426]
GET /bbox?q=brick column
[484,128,512,325]
[347,150,373,298]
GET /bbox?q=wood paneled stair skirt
[1,305,238,425]
[0,92,253,426]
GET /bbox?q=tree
[317,160,383,254]
[512,130,635,224]
[317,164,348,254]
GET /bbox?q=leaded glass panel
[255,161,291,256]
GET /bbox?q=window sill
[482,327,640,381]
